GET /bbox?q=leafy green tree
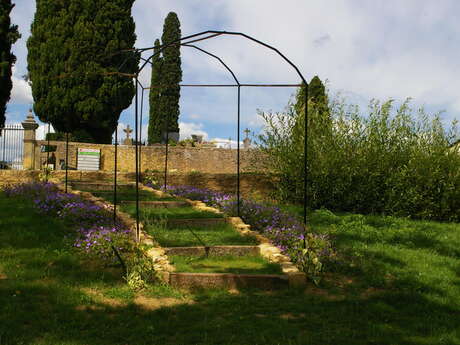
[27,0,139,143]
[160,12,182,136]
[148,39,163,144]
[0,0,20,128]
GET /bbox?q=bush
[258,94,460,222]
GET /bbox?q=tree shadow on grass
[0,276,459,345]
[1,196,459,344]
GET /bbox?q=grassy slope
[122,204,224,219]
[1,193,459,344]
[170,254,282,274]
[90,190,178,202]
[149,223,258,247]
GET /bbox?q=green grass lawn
[122,204,224,219]
[149,223,258,247]
[1,192,460,344]
[88,190,178,202]
[170,255,282,274]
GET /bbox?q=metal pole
[237,85,241,217]
[164,114,169,190]
[114,124,118,223]
[2,129,6,164]
[135,78,140,242]
[65,132,69,193]
[139,88,144,175]
[46,123,50,181]
[303,83,308,248]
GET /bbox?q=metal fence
[0,124,24,170]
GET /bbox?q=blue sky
[7,0,460,143]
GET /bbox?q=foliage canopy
[0,0,20,128]
[258,77,460,221]
[159,12,182,136]
[27,0,139,143]
[148,39,163,144]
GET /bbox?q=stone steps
[168,272,290,290]
[166,217,226,228]
[119,200,190,208]
[164,245,260,257]
[70,181,135,191]
[69,182,308,290]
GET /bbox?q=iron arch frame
[106,30,309,247]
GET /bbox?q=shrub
[258,92,460,221]
[3,182,151,283]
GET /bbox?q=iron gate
[0,124,24,170]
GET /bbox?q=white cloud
[212,137,242,149]
[179,122,208,141]
[10,68,33,105]
[9,0,460,138]
[188,113,202,120]
[36,123,54,141]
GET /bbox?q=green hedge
[259,96,460,222]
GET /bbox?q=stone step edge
[168,272,306,289]
[119,200,190,207]
[69,182,136,187]
[164,245,260,256]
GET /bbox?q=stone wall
[0,170,276,199]
[152,172,276,199]
[0,170,40,187]
[33,140,266,174]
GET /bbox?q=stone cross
[123,125,133,140]
[243,128,252,149]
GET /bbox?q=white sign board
[77,148,100,171]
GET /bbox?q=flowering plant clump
[158,184,334,280]
[160,185,232,208]
[4,182,131,264]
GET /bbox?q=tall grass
[258,94,460,222]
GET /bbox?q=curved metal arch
[138,43,240,86]
[135,30,307,85]
[120,30,309,247]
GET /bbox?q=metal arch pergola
[63,30,310,247]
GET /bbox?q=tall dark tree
[148,39,163,144]
[160,12,182,137]
[0,0,20,129]
[27,0,139,143]
[308,76,330,117]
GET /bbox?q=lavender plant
[4,183,131,265]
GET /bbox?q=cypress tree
[0,0,20,129]
[160,12,182,137]
[27,0,139,143]
[295,76,329,117]
[308,76,330,117]
[148,39,163,144]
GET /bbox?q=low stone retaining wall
[0,170,276,199]
[169,272,289,290]
[164,246,260,257]
[0,170,39,187]
[119,200,190,208]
